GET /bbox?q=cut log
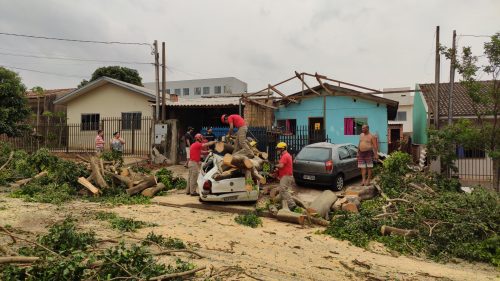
[223,154,253,169]
[345,185,378,201]
[381,225,418,237]
[215,142,234,154]
[341,202,359,213]
[292,196,308,209]
[345,195,361,209]
[310,217,330,226]
[250,167,266,184]
[276,200,306,225]
[248,157,264,171]
[213,168,239,181]
[309,190,338,219]
[120,168,130,177]
[126,176,156,195]
[108,172,134,188]
[77,177,100,195]
[90,156,108,189]
[259,152,268,160]
[99,158,105,176]
[141,183,166,197]
[10,171,48,189]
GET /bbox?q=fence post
[132,125,135,155]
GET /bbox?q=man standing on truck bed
[221,114,253,158]
[274,142,297,211]
[357,124,378,186]
[187,134,217,196]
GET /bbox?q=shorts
[185,147,190,159]
[358,150,373,168]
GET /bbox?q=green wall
[412,85,428,144]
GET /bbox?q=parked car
[293,142,362,190]
[197,153,259,202]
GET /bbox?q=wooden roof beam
[295,71,321,95]
[268,84,298,103]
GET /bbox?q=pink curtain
[285,119,291,133]
[344,118,354,135]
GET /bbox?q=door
[308,117,325,144]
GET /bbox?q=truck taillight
[325,160,333,172]
[203,180,212,192]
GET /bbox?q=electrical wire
[458,34,492,38]
[0,32,152,46]
[0,64,86,78]
[0,51,152,65]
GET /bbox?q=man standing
[187,134,217,196]
[184,127,194,168]
[204,127,216,150]
[274,142,297,211]
[357,124,378,186]
[221,114,252,157]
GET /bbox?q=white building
[144,77,247,99]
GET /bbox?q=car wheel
[333,174,345,191]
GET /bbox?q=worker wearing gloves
[274,142,297,211]
[187,134,217,196]
[221,114,253,158]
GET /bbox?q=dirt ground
[0,166,498,280]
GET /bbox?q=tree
[0,67,31,136]
[438,33,500,190]
[78,66,143,88]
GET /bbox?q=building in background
[144,77,247,99]
[381,87,414,151]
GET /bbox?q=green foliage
[378,151,412,197]
[95,211,155,232]
[38,217,96,255]
[100,149,123,165]
[235,212,262,228]
[87,187,151,205]
[142,231,186,249]
[11,181,75,205]
[79,66,143,88]
[156,168,186,190]
[131,165,151,174]
[0,67,31,136]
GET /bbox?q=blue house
[274,84,398,154]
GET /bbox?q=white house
[144,77,247,99]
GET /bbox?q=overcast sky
[0,0,498,93]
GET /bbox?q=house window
[203,87,210,95]
[194,87,201,95]
[223,85,231,94]
[344,117,367,135]
[214,86,222,94]
[456,147,486,159]
[277,119,297,135]
[174,88,181,95]
[183,88,190,96]
[166,89,171,94]
[122,112,142,130]
[396,111,407,121]
[81,114,100,131]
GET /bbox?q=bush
[235,212,262,228]
[156,168,186,190]
[11,181,75,205]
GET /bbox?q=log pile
[75,155,164,198]
[213,142,267,188]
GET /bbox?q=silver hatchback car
[293,142,361,190]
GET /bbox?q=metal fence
[451,147,493,182]
[202,125,330,161]
[0,117,154,156]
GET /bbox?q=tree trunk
[141,183,166,197]
[309,190,338,219]
[250,167,266,184]
[108,173,134,188]
[213,168,239,181]
[381,225,418,237]
[0,256,39,264]
[126,176,156,195]
[248,157,264,171]
[77,177,100,195]
[244,169,253,191]
[90,156,108,189]
[223,154,252,169]
[276,200,306,225]
[215,142,234,154]
[11,171,48,189]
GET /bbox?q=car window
[337,147,350,160]
[296,147,331,161]
[346,145,358,158]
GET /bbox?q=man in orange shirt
[274,142,296,211]
[221,114,252,157]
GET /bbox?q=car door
[346,145,361,178]
[336,146,353,179]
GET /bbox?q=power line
[458,34,492,38]
[0,64,86,78]
[0,51,152,65]
[0,32,151,46]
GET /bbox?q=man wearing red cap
[187,133,217,196]
[221,114,252,157]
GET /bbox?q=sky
[0,0,498,93]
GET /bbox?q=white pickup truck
[197,153,260,202]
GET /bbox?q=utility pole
[434,26,440,129]
[161,42,166,121]
[153,40,160,120]
[448,30,456,125]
